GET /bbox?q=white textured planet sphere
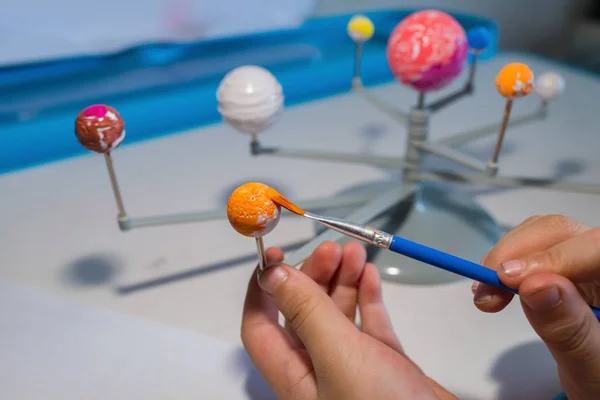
[535,72,565,101]
[217,65,284,135]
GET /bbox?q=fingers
[267,247,285,266]
[497,226,600,289]
[243,247,285,325]
[473,215,589,313]
[300,241,342,292]
[241,248,315,398]
[300,241,368,322]
[287,241,341,348]
[358,263,403,354]
[258,262,359,369]
[328,241,368,322]
[471,251,490,294]
[519,273,600,396]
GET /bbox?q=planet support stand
[103,152,127,219]
[77,11,600,288]
[238,14,600,285]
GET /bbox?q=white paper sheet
[0,278,276,399]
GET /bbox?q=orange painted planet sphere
[495,63,534,99]
[227,182,281,237]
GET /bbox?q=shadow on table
[115,239,308,295]
[490,340,562,400]
[61,252,123,287]
[465,158,587,197]
[232,347,278,400]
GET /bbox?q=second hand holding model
[227,182,600,320]
[290,198,600,320]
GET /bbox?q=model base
[315,181,504,285]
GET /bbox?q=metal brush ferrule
[304,212,392,249]
[367,226,393,248]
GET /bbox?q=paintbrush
[270,193,600,320]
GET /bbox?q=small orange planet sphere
[227,182,281,237]
[495,63,534,99]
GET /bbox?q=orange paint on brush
[266,187,305,216]
[227,182,281,237]
[495,63,534,99]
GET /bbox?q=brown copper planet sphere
[75,104,125,153]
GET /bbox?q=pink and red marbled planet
[386,10,469,92]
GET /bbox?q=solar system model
[75,10,600,286]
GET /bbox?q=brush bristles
[267,188,305,216]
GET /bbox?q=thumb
[259,264,358,360]
[519,272,600,396]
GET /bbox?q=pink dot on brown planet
[75,104,125,154]
[84,104,108,118]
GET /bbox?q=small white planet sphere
[535,72,565,101]
[217,65,284,135]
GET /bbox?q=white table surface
[0,0,315,66]
[1,52,599,399]
[0,277,277,400]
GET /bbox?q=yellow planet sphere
[347,15,374,42]
[495,63,534,99]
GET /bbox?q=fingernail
[471,281,480,294]
[474,283,494,304]
[522,286,561,312]
[480,252,489,265]
[500,259,525,277]
[259,265,288,294]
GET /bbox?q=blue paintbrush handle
[389,235,600,321]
